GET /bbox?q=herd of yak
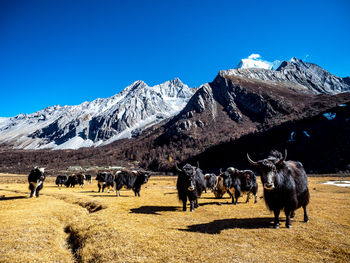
[27,150,309,229]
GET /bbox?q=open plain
[0,173,350,263]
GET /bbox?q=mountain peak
[0,78,194,150]
[235,54,281,70]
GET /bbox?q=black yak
[28,167,45,198]
[96,172,115,193]
[204,173,217,193]
[115,170,150,197]
[55,175,67,188]
[247,150,309,228]
[175,163,205,212]
[221,167,258,205]
[65,174,84,187]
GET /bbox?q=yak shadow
[163,192,177,195]
[179,217,273,234]
[130,205,179,215]
[89,194,119,198]
[0,195,27,201]
[199,201,230,207]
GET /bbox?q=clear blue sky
[1,0,349,117]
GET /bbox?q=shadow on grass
[130,205,179,215]
[89,194,119,198]
[0,195,27,201]
[179,217,273,234]
[164,192,177,195]
[198,201,229,206]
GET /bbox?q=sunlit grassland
[0,174,350,262]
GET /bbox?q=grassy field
[0,173,350,263]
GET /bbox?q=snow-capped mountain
[235,54,281,70]
[0,78,194,150]
[228,57,350,94]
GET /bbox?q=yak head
[247,150,287,191]
[175,163,198,191]
[133,171,151,184]
[31,166,45,181]
[95,172,106,182]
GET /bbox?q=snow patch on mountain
[236,54,281,70]
[0,78,194,150]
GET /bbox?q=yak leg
[227,189,234,204]
[29,183,36,198]
[303,204,309,223]
[102,184,106,192]
[98,183,101,193]
[234,191,240,205]
[284,209,292,228]
[182,197,187,211]
[246,192,251,203]
[290,211,295,218]
[35,182,43,198]
[189,200,195,212]
[273,209,280,228]
[194,199,199,208]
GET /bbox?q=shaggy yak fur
[248,150,309,228]
[66,174,85,188]
[220,167,258,205]
[96,172,115,193]
[55,175,67,188]
[176,163,206,212]
[28,167,45,198]
[204,173,217,193]
[114,170,150,197]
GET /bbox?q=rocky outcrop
[222,57,350,95]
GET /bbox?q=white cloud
[237,53,281,70]
[247,54,261,60]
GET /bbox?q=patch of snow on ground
[323,181,350,187]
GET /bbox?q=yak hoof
[286,224,292,229]
[273,225,279,229]
[304,219,309,223]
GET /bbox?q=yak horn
[196,161,200,169]
[247,153,258,166]
[174,162,181,172]
[279,149,287,164]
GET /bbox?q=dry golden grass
[1,173,350,263]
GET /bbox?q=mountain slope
[226,57,350,94]
[0,78,193,150]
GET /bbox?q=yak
[55,175,67,188]
[247,149,309,228]
[175,163,205,212]
[213,175,230,198]
[65,174,85,187]
[28,167,45,198]
[115,170,150,197]
[220,167,258,205]
[204,173,217,193]
[96,172,115,193]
